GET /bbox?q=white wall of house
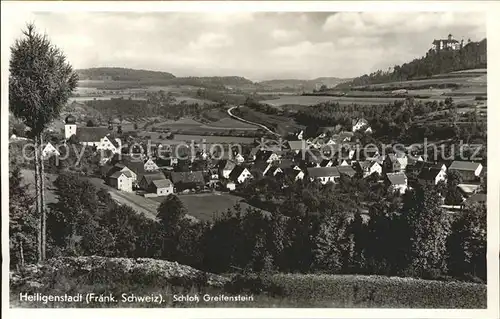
[236,168,253,183]
[157,186,173,196]
[312,176,339,184]
[41,143,60,158]
[144,159,159,171]
[116,175,133,192]
[65,124,76,139]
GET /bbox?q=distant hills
[76,67,350,92]
[257,77,350,92]
[77,67,176,81]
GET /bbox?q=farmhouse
[218,159,237,179]
[383,154,402,173]
[148,179,174,197]
[351,118,370,133]
[65,115,121,154]
[282,167,305,181]
[254,150,280,164]
[144,158,159,171]
[41,142,60,159]
[353,161,382,178]
[108,170,133,193]
[385,172,408,194]
[308,167,341,184]
[417,167,447,185]
[337,165,356,178]
[229,166,253,184]
[139,172,166,190]
[448,161,483,182]
[170,171,205,191]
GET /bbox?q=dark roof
[248,147,260,158]
[141,172,166,186]
[229,166,250,181]
[121,157,146,175]
[65,115,76,124]
[308,167,340,178]
[300,148,324,163]
[252,161,271,175]
[449,161,481,172]
[283,167,303,177]
[170,171,205,185]
[109,170,132,179]
[386,172,407,185]
[75,127,110,142]
[265,165,282,176]
[337,165,356,177]
[255,150,277,162]
[152,179,173,189]
[418,167,442,180]
[278,159,297,169]
[218,159,236,171]
[356,160,379,170]
[287,140,305,151]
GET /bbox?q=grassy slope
[10,256,486,308]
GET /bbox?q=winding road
[227,106,281,137]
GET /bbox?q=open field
[136,131,257,144]
[261,95,426,107]
[151,193,264,222]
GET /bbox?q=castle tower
[448,34,453,41]
[64,114,76,139]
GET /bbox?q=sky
[5,11,486,81]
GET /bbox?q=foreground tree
[401,186,451,277]
[10,23,78,261]
[447,203,487,281]
[9,168,37,268]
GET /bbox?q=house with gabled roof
[108,170,133,192]
[337,165,356,178]
[66,119,122,154]
[351,118,371,133]
[282,167,305,182]
[139,171,166,190]
[307,167,341,184]
[148,179,174,196]
[229,166,253,184]
[448,161,483,182]
[353,160,382,178]
[217,159,237,179]
[170,171,205,191]
[418,166,447,185]
[385,172,408,194]
[383,154,402,173]
[41,142,60,159]
[144,158,159,171]
[254,149,280,164]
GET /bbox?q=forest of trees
[9,168,486,283]
[335,39,487,88]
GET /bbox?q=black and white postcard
[2,1,499,319]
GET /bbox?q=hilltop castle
[431,34,464,52]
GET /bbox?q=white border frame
[2,1,499,319]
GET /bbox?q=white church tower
[64,114,77,139]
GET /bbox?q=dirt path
[227,106,281,137]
